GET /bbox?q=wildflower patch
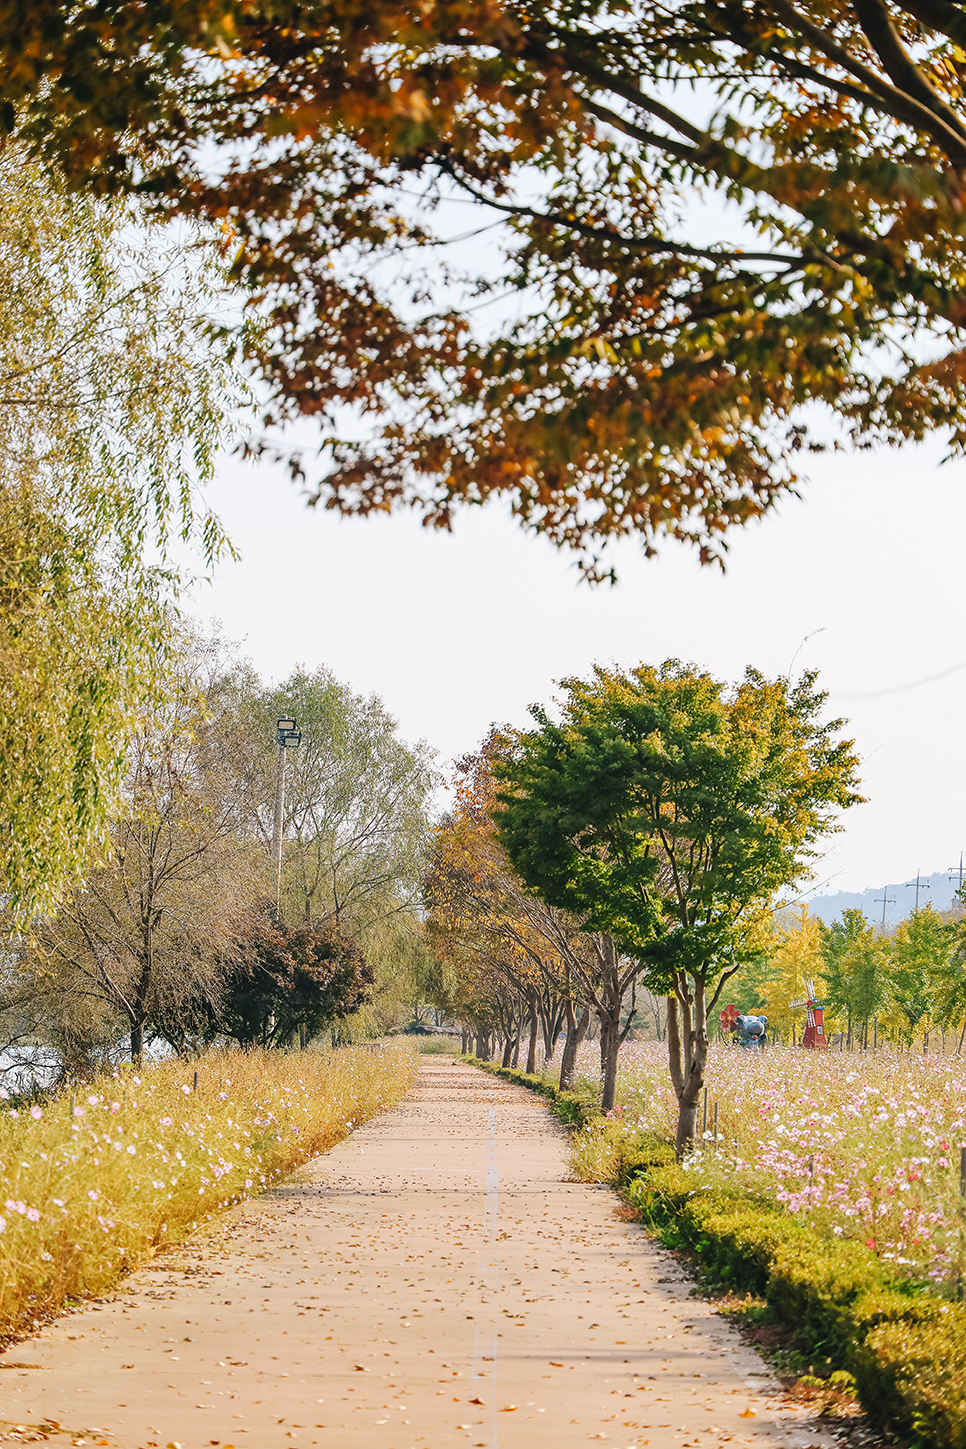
[0,1043,417,1343]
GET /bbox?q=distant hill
[806,870,963,928]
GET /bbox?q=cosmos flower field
[569,1040,966,1291]
[0,1043,418,1341]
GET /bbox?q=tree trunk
[540,997,568,1064]
[502,1036,514,1067]
[130,1018,145,1066]
[667,974,710,1159]
[511,1034,521,1067]
[129,953,154,1066]
[559,1002,590,1091]
[526,1004,538,1074]
[600,1010,620,1112]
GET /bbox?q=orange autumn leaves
[11,5,966,572]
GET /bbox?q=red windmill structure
[789,979,828,1049]
[719,1003,741,1039]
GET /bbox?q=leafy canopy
[200,918,374,1049]
[495,661,863,987]
[220,663,436,940]
[6,3,966,572]
[820,906,889,1033]
[0,149,245,913]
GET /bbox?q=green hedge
[630,1165,966,1448]
[465,1055,966,1447]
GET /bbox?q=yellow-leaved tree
[759,907,830,1045]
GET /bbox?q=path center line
[471,1101,500,1447]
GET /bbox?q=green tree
[933,907,966,1050]
[820,909,888,1048]
[496,662,862,1147]
[9,5,966,573]
[0,146,244,913]
[888,906,955,1048]
[226,666,435,944]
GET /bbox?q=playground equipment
[720,1003,768,1048]
[789,979,828,1048]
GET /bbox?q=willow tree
[4,4,966,575]
[0,148,244,914]
[496,662,862,1152]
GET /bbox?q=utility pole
[873,886,896,933]
[948,852,965,895]
[272,716,302,920]
[903,869,932,912]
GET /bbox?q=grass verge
[0,1042,418,1344]
[413,1034,462,1054]
[467,1055,966,1448]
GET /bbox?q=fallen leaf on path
[500,1405,518,1412]
[550,1362,563,1367]
[469,1397,484,1405]
[739,1408,755,1418]
[353,1364,368,1372]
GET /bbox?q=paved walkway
[0,1059,834,1449]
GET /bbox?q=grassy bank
[469,1054,966,1447]
[413,1034,462,1054]
[0,1042,418,1343]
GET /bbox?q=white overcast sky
[188,431,966,900]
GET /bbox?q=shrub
[631,1165,966,1446]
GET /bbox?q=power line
[833,659,966,700]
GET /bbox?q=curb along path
[0,1059,835,1449]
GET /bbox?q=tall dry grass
[0,1042,417,1341]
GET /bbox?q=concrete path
[0,1059,834,1449]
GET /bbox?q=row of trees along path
[0,1060,835,1448]
[427,664,859,1157]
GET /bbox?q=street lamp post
[272,716,301,920]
